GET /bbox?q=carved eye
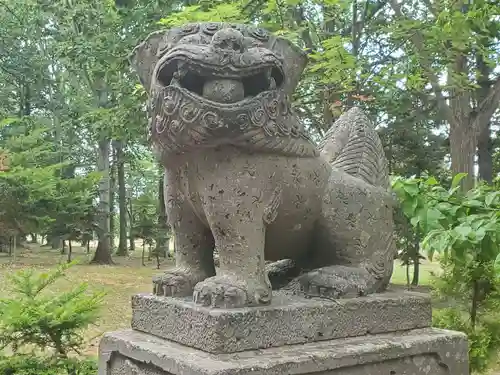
[250,28,269,41]
[203,23,220,35]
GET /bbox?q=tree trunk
[14,234,24,249]
[50,236,62,249]
[411,249,420,286]
[477,122,493,183]
[128,198,135,251]
[449,122,476,191]
[155,170,169,258]
[116,141,128,256]
[12,235,16,262]
[142,240,146,266]
[67,241,72,263]
[109,145,116,252]
[91,138,113,264]
[406,263,410,289]
[476,43,494,184]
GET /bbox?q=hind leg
[300,171,395,298]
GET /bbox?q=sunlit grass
[390,259,441,286]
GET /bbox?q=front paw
[299,266,376,299]
[152,269,206,297]
[193,275,271,308]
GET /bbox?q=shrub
[392,174,500,373]
[0,261,104,374]
[433,308,500,374]
[0,356,97,375]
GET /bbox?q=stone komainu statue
[130,23,396,308]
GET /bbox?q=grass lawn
[390,259,440,286]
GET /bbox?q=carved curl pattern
[250,28,269,41]
[236,113,250,130]
[264,98,279,120]
[169,119,184,135]
[179,102,202,123]
[263,120,277,137]
[181,23,200,34]
[150,85,318,158]
[155,115,168,134]
[158,24,200,55]
[157,22,285,62]
[202,22,220,36]
[162,88,181,116]
[250,106,267,127]
[202,111,223,130]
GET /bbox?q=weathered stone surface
[130,23,397,308]
[99,327,469,375]
[131,290,432,354]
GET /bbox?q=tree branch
[474,75,500,133]
[420,0,439,17]
[0,0,23,24]
[389,0,456,126]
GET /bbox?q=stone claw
[193,275,271,308]
[299,266,375,299]
[152,269,206,297]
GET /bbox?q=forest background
[0,0,500,373]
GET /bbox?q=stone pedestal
[98,290,469,375]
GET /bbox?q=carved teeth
[175,61,188,81]
[265,69,277,90]
[170,71,180,86]
[269,77,276,90]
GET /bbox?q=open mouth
[156,59,285,103]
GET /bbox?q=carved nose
[211,28,245,52]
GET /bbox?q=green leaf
[422,230,450,259]
[0,117,18,128]
[451,173,468,190]
[402,182,419,196]
[402,198,419,218]
[495,254,500,273]
[485,191,499,207]
[410,215,420,227]
[424,207,444,230]
[454,224,473,241]
[464,199,484,208]
[475,227,486,242]
[425,176,439,185]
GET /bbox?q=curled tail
[318,107,389,189]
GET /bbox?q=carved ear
[270,37,308,96]
[129,30,168,91]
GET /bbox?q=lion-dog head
[130,23,317,162]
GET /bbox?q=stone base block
[131,290,431,353]
[98,327,469,375]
